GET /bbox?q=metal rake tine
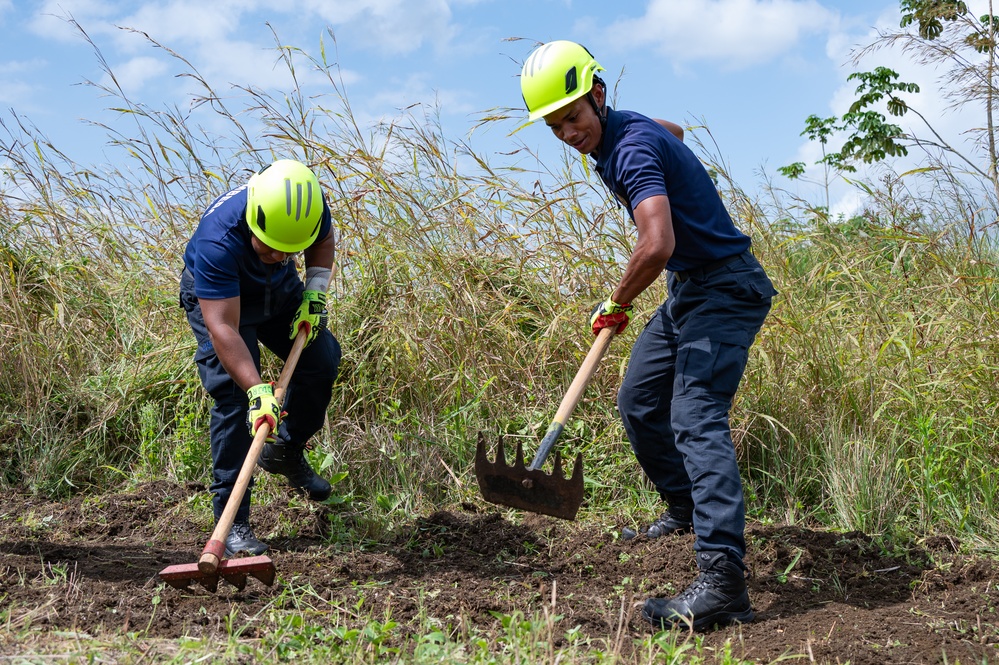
[514,440,526,468]
[552,449,565,479]
[196,575,220,593]
[496,435,508,466]
[221,572,248,591]
[250,567,276,586]
[162,577,193,591]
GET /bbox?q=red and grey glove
[589,298,633,335]
[290,290,328,346]
[246,382,281,443]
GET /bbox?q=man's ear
[591,80,606,107]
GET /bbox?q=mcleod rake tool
[475,327,614,520]
[158,329,308,592]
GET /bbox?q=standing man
[520,41,776,630]
[180,159,342,556]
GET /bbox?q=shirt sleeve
[613,139,669,212]
[193,236,242,300]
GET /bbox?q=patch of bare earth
[0,481,996,663]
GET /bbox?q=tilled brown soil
[0,480,997,663]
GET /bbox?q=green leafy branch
[779,67,918,181]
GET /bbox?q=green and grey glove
[246,382,280,443]
[290,290,328,346]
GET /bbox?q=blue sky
[0,1,989,214]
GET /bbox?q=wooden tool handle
[528,327,615,471]
[199,330,309,574]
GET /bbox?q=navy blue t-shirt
[182,185,332,305]
[594,109,750,272]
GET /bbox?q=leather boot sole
[642,600,754,631]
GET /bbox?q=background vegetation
[3,23,997,546]
[1,2,998,661]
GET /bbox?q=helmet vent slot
[284,180,314,221]
[564,67,578,95]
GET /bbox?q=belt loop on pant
[674,250,750,283]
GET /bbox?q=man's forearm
[210,326,263,392]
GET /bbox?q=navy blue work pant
[617,251,775,566]
[180,272,341,522]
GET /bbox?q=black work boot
[642,551,754,631]
[225,520,269,557]
[258,441,332,501]
[645,504,693,538]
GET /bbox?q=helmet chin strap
[589,95,606,123]
[587,76,608,154]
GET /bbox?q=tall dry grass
[1,30,997,546]
[728,160,999,543]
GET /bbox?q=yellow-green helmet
[245,160,323,253]
[521,40,604,121]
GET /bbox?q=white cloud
[193,39,304,90]
[302,0,456,55]
[0,59,44,75]
[0,78,37,106]
[826,6,988,170]
[28,0,117,42]
[29,1,253,53]
[603,0,835,69]
[830,186,868,220]
[101,55,168,94]
[0,58,46,108]
[787,0,996,210]
[113,1,242,49]
[25,0,453,106]
[366,72,477,117]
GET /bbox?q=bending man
[180,159,342,556]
